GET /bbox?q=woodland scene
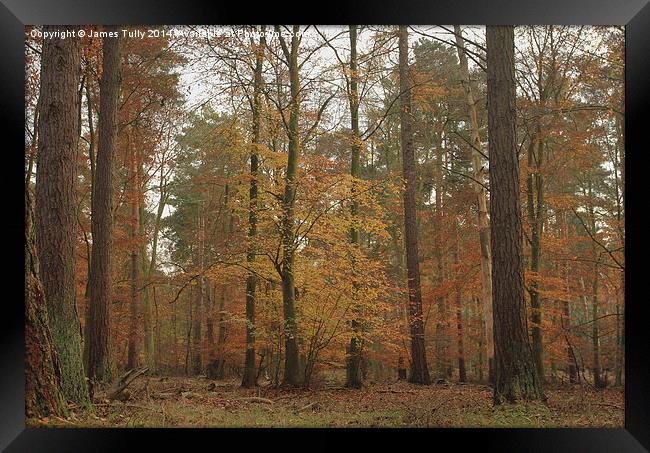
[25,25,624,427]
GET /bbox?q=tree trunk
[399,25,431,385]
[526,129,545,382]
[87,29,122,383]
[82,72,96,372]
[25,186,69,419]
[434,134,448,379]
[242,27,265,388]
[35,26,89,405]
[560,210,577,383]
[586,189,604,388]
[486,25,544,404]
[192,207,204,375]
[346,24,364,389]
[127,137,140,370]
[454,25,494,382]
[453,227,467,383]
[276,25,302,387]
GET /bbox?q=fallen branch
[376,390,417,394]
[235,396,274,404]
[295,402,321,413]
[108,366,149,400]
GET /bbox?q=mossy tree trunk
[25,186,69,419]
[34,26,89,405]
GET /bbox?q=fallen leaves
[27,376,624,428]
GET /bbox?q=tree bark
[346,24,364,389]
[35,26,89,405]
[192,206,204,375]
[486,25,544,404]
[127,136,140,370]
[276,25,302,387]
[399,25,431,385]
[242,27,265,388]
[453,227,467,383]
[25,186,69,419]
[526,129,545,382]
[87,29,122,383]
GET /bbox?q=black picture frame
[2,0,649,450]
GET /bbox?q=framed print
[2,0,649,450]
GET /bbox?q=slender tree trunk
[192,207,204,375]
[586,189,604,388]
[560,210,577,383]
[526,129,545,382]
[216,285,227,377]
[242,27,265,388]
[276,26,302,387]
[87,29,122,383]
[139,156,154,373]
[127,137,140,370]
[82,73,96,372]
[35,27,89,405]
[206,283,214,347]
[399,25,431,385]
[434,135,448,379]
[486,25,545,404]
[142,162,168,374]
[454,26,494,382]
[453,226,467,382]
[346,24,364,389]
[25,186,69,418]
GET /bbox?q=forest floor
[29,377,624,428]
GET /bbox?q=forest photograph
[25,25,625,428]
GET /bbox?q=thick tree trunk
[242,27,265,388]
[399,25,431,385]
[25,186,69,419]
[486,25,545,404]
[454,26,494,382]
[346,24,364,389]
[87,29,122,383]
[35,26,89,405]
